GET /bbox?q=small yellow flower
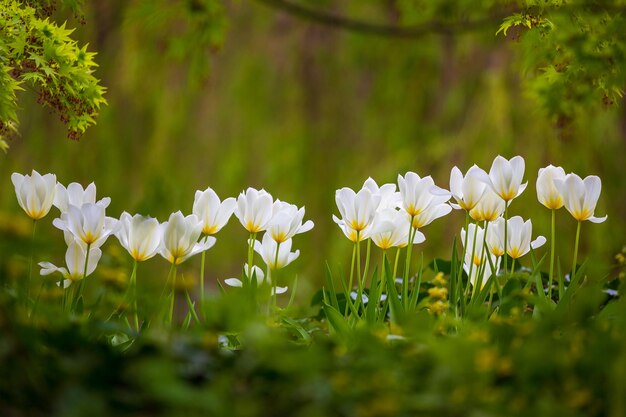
[428,287,448,300]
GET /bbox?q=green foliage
[0,0,106,148]
[497,1,626,123]
[1,278,625,416]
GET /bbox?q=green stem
[200,249,206,310]
[26,219,37,302]
[487,284,495,312]
[82,243,91,281]
[548,209,556,299]
[169,262,178,328]
[355,231,362,312]
[572,221,581,281]
[130,260,139,331]
[62,280,68,312]
[504,202,509,274]
[345,241,357,316]
[161,262,176,300]
[272,242,281,311]
[246,232,257,285]
[404,218,415,309]
[457,211,470,311]
[511,258,516,274]
[392,247,401,280]
[480,220,501,303]
[72,242,91,313]
[362,239,372,288]
[465,221,479,298]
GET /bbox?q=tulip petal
[224,278,243,287]
[531,235,547,249]
[588,215,608,224]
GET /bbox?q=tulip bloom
[39,239,102,285]
[449,165,488,211]
[479,155,527,274]
[333,186,381,241]
[54,182,110,213]
[267,201,314,243]
[11,170,57,220]
[461,224,500,289]
[371,209,425,250]
[192,187,236,235]
[411,202,452,229]
[554,174,607,223]
[463,253,500,290]
[504,216,546,260]
[536,164,566,297]
[115,212,161,261]
[254,233,300,270]
[159,211,216,265]
[363,177,400,212]
[486,218,505,257]
[484,155,527,202]
[397,172,449,217]
[469,188,505,222]
[53,203,118,248]
[554,173,607,278]
[235,188,275,233]
[536,165,566,210]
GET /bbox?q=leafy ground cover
[1,266,625,417]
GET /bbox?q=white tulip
[54,182,110,213]
[39,238,102,284]
[159,211,216,265]
[53,203,118,248]
[463,254,500,289]
[192,187,236,235]
[486,217,506,257]
[115,212,161,261]
[461,223,500,287]
[11,170,57,220]
[254,233,300,270]
[397,172,449,217]
[267,200,314,243]
[234,188,275,233]
[371,209,425,250]
[484,155,527,202]
[362,177,401,212]
[449,165,488,211]
[505,216,546,259]
[554,173,607,223]
[536,165,566,210]
[333,186,381,241]
[411,202,452,229]
[470,188,505,222]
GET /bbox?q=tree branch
[255,0,515,38]
[255,0,626,39]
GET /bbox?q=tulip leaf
[323,302,352,339]
[281,317,312,346]
[383,256,404,324]
[323,262,339,310]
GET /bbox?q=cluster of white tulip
[11,171,314,320]
[225,188,314,295]
[10,154,606,319]
[333,155,607,302]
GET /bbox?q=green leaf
[323,302,352,339]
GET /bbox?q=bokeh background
[1,1,624,301]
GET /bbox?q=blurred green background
[1,1,624,301]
